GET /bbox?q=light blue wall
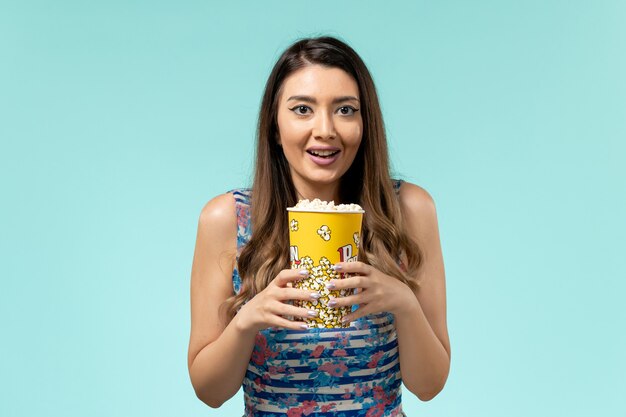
[1,1,624,416]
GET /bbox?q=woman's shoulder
[197,192,238,237]
[395,180,437,219]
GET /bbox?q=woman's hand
[327,261,419,323]
[235,269,322,333]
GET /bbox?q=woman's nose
[312,111,337,140]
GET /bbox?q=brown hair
[221,35,423,321]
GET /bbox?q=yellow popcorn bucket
[287,207,364,328]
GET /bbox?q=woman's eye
[291,105,311,115]
[290,105,359,116]
[338,106,359,116]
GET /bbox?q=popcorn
[293,256,352,328]
[291,199,363,212]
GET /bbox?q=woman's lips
[306,150,341,166]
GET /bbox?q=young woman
[188,36,451,416]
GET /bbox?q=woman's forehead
[279,65,359,101]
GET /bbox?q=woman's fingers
[277,287,321,302]
[271,301,318,319]
[274,268,309,287]
[342,303,374,324]
[239,269,322,331]
[264,300,313,330]
[272,316,310,331]
[327,274,369,291]
[271,269,321,301]
[329,291,371,308]
[333,261,371,276]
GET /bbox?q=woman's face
[276,65,363,199]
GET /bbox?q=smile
[307,149,340,158]
[306,149,341,166]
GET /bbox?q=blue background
[1,1,625,416]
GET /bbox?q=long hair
[221,36,423,322]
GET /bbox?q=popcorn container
[287,206,364,328]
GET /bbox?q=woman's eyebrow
[287,95,360,104]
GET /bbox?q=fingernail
[300,324,309,330]
[332,264,342,271]
[341,316,349,323]
[328,299,337,307]
[325,282,336,290]
[299,269,309,277]
[310,292,321,299]
[308,310,318,317]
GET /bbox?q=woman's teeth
[308,150,339,158]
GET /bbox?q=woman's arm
[187,193,319,407]
[394,182,451,400]
[187,193,256,407]
[327,182,451,401]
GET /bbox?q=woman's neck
[294,182,341,203]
